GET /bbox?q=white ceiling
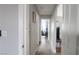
[36,4,57,16]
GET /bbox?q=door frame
[18,4,30,55]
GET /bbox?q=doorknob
[22,45,24,48]
[0,30,1,37]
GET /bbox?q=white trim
[18,4,30,55]
[23,4,30,55]
[23,4,27,55]
[18,4,24,55]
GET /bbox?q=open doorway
[41,19,48,38]
[35,18,51,55]
[56,27,61,54]
[39,18,50,45]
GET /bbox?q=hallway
[0,4,78,55]
[36,36,55,55]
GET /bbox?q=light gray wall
[36,12,40,47]
[0,5,18,55]
[76,5,79,55]
[29,5,40,55]
[62,5,78,55]
[0,4,40,55]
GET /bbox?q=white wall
[62,5,78,55]
[29,5,40,55]
[50,7,57,53]
[0,5,18,55]
[50,4,78,55]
